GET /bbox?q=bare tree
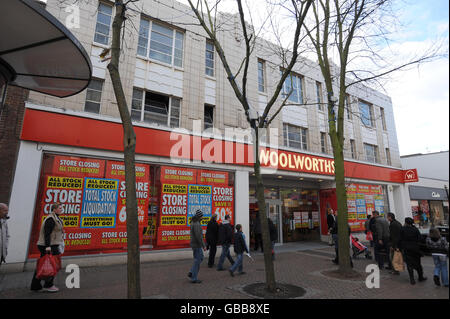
[303,0,445,274]
[107,0,141,298]
[187,0,313,292]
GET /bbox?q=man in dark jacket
[229,224,249,276]
[253,211,263,252]
[371,211,391,270]
[188,209,206,283]
[399,217,427,285]
[268,218,277,260]
[206,214,219,268]
[217,215,234,270]
[387,212,402,274]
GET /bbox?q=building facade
[3,0,416,270]
[401,151,449,230]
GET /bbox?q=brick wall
[0,85,29,204]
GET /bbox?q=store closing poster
[28,155,150,258]
[156,166,234,248]
[320,183,385,234]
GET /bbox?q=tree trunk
[253,128,276,292]
[334,145,351,272]
[107,0,141,299]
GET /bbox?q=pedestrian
[205,213,219,268]
[387,212,402,275]
[327,208,335,245]
[268,218,277,260]
[399,217,427,285]
[364,215,374,247]
[372,211,392,270]
[327,210,338,264]
[229,224,248,276]
[217,214,234,271]
[30,202,64,292]
[187,209,206,283]
[0,203,10,266]
[253,210,262,252]
[426,228,449,287]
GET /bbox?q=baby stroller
[351,234,372,259]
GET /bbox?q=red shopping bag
[36,254,59,280]
[366,231,373,241]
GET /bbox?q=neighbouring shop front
[409,186,449,229]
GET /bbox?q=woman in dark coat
[399,217,427,285]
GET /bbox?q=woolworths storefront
[5,106,416,270]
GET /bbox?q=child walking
[229,224,248,276]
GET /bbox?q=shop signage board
[22,108,418,185]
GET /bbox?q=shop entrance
[266,200,282,244]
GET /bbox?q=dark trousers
[375,239,392,269]
[254,233,263,251]
[30,245,60,290]
[208,244,217,267]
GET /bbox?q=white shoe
[43,286,59,293]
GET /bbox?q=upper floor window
[84,79,103,114]
[204,104,214,130]
[138,19,184,67]
[380,107,387,131]
[131,88,180,127]
[283,123,307,150]
[205,41,215,77]
[316,82,323,111]
[258,59,266,93]
[359,100,373,127]
[364,143,378,163]
[385,148,392,166]
[350,139,356,159]
[282,72,303,104]
[94,2,113,45]
[346,94,352,120]
[320,132,327,153]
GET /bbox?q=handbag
[392,249,405,272]
[36,253,59,280]
[366,231,373,241]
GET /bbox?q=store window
[359,100,373,127]
[280,189,320,242]
[364,143,378,163]
[138,19,184,67]
[258,59,266,93]
[205,40,215,77]
[27,154,234,258]
[84,79,103,114]
[131,88,181,127]
[282,71,303,104]
[283,123,307,150]
[94,2,113,45]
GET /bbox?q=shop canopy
[0,0,92,98]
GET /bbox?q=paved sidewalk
[0,243,448,299]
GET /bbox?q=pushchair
[350,234,372,259]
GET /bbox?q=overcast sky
[179,0,449,156]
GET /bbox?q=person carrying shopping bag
[30,202,64,292]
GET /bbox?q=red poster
[156,166,234,248]
[28,155,152,258]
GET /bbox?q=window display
[28,154,234,258]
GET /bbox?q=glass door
[266,200,282,243]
